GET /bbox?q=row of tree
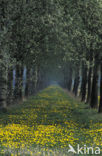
[0,0,102,113]
[60,0,102,113]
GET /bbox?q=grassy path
[0,86,102,155]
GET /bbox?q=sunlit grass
[0,85,102,155]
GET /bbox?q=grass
[0,85,102,155]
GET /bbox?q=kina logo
[68,144,100,155]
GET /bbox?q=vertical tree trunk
[98,64,102,113]
[31,68,36,95]
[0,1,8,112]
[34,65,39,92]
[81,63,88,102]
[0,53,7,111]
[90,60,99,108]
[25,67,30,97]
[25,67,34,97]
[14,64,23,100]
[86,65,92,103]
[26,66,38,96]
[7,67,13,105]
[73,67,80,96]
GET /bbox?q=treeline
[60,0,102,113]
[0,0,55,111]
[0,0,102,113]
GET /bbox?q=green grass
[0,85,102,155]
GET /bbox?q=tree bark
[26,67,38,96]
[7,67,13,105]
[80,63,88,102]
[25,67,30,97]
[0,53,7,111]
[73,67,80,96]
[90,59,99,108]
[98,64,102,113]
[14,64,23,100]
[0,1,8,112]
[86,65,92,103]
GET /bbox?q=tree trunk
[31,68,36,95]
[26,67,37,96]
[0,53,7,111]
[98,64,102,113]
[86,65,92,103]
[0,1,8,112]
[7,67,13,105]
[73,67,80,96]
[81,63,88,102]
[34,66,39,92]
[25,67,30,97]
[90,60,99,108]
[14,64,23,100]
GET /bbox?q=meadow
[0,86,102,156]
